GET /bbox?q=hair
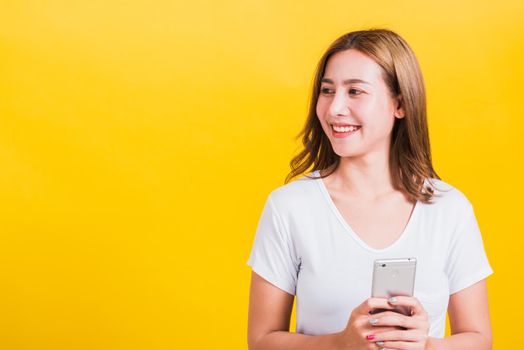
[285,28,443,204]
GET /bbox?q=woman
[247,29,493,350]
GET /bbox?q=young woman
[246,29,493,350]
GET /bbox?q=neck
[325,150,395,200]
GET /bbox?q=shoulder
[266,171,320,211]
[423,178,474,213]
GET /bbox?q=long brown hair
[285,28,442,204]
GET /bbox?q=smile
[332,125,360,132]
[330,124,361,138]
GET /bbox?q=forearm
[251,330,341,350]
[427,332,491,350]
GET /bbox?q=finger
[368,311,420,329]
[373,329,425,343]
[372,326,407,333]
[364,314,406,330]
[374,340,420,350]
[358,298,396,315]
[387,296,426,316]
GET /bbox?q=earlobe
[395,110,405,119]
[395,96,405,119]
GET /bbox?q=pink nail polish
[366,334,375,340]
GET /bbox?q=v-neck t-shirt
[246,170,493,338]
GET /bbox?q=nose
[328,90,350,116]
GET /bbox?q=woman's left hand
[369,296,430,350]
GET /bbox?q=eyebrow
[320,78,371,85]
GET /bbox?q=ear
[394,95,405,119]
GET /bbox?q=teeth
[332,125,360,132]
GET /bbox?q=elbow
[247,338,257,350]
[476,323,493,350]
[466,330,491,350]
[247,332,265,350]
[249,330,279,350]
[480,331,492,350]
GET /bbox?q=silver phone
[371,258,417,315]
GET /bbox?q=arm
[248,271,401,350]
[247,271,340,350]
[427,279,492,350]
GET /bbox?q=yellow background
[1,0,522,349]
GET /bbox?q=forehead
[323,49,384,84]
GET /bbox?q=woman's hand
[335,297,405,350]
[369,296,430,350]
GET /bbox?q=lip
[331,122,361,127]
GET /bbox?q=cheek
[316,102,329,130]
[316,95,330,114]
[315,101,323,119]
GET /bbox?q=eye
[320,87,334,95]
[349,88,362,95]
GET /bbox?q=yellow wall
[1,0,522,348]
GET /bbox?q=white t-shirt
[247,170,493,338]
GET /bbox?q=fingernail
[376,341,384,346]
[369,318,379,325]
[365,334,375,340]
[388,296,397,303]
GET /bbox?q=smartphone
[370,257,417,316]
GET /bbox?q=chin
[333,149,362,159]
[331,144,368,158]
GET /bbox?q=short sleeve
[247,194,300,295]
[444,203,493,294]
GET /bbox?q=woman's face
[316,49,404,159]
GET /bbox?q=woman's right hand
[334,297,403,350]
